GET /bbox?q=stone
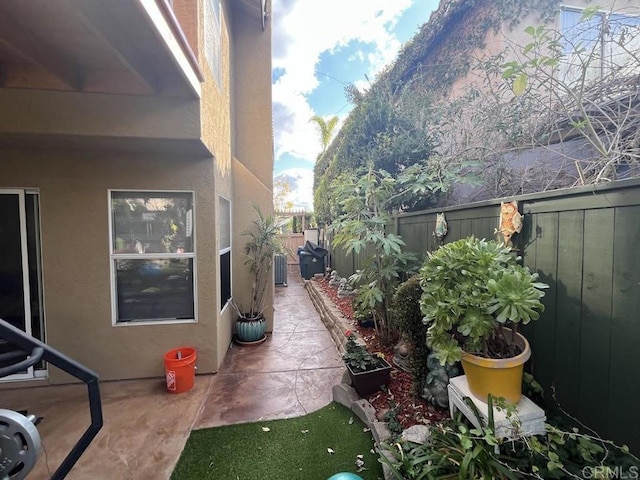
[375,408,389,422]
[378,449,396,480]
[341,370,352,386]
[370,421,392,445]
[401,425,431,445]
[332,383,359,409]
[351,399,377,427]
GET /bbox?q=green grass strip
[172,402,383,480]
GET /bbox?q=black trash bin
[297,241,328,280]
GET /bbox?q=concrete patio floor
[2,265,344,479]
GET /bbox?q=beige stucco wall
[0,0,273,384]
[230,2,274,190]
[231,158,275,332]
[0,148,219,383]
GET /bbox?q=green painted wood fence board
[579,209,614,435]
[552,210,584,414]
[524,186,640,214]
[526,212,559,401]
[608,205,640,450]
[327,181,640,452]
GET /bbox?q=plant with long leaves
[234,204,285,320]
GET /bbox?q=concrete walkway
[2,265,343,479]
[194,264,344,429]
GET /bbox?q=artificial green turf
[171,402,384,480]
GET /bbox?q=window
[110,191,195,324]
[204,0,222,88]
[219,196,231,310]
[560,8,640,84]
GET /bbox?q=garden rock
[401,425,431,445]
[352,399,377,426]
[332,383,359,409]
[371,421,392,445]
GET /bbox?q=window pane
[111,192,193,254]
[115,258,194,322]
[220,250,231,309]
[560,9,603,85]
[219,197,231,251]
[606,14,640,77]
[204,0,222,87]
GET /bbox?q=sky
[271,0,441,211]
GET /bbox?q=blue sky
[271,0,440,210]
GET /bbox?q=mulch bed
[313,276,449,430]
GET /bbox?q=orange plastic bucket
[163,347,196,394]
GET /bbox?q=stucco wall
[0,149,219,383]
[0,0,274,384]
[231,2,274,190]
[232,158,275,333]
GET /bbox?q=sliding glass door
[0,190,44,380]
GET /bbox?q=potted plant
[232,205,282,344]
[342,330,392,396]
[418,236,548,403]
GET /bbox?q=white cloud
[272,0,414,165]
[275,168,315,211]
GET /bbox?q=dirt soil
[313,277,449,430]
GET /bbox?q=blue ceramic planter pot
[236,316,266,342]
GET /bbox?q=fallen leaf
[261,427,270,432]
[301,429,309,434]
[327,448,335,455]
[363,428,370,432]
[348,416,354,425]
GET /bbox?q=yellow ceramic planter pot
[461,331,531,404]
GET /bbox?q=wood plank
[459,219,472,239]
[524,187,640,214]
[521,213,538,364]
[553,210,584,414]
[579,209,614,435]
[608,205,640,450]
[526,212,558,403]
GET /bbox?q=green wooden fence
[328,178,640,453]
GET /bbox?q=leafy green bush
[390,276,429,394]
[419,236,548,365]
[380,401,639,480]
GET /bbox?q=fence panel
[326,178,640,452]
[278,233,305,264]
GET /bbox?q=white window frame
[219,196,232,312]
[108,189,197,326]
[559,6,640,82]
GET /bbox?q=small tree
[330,163,450,344]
